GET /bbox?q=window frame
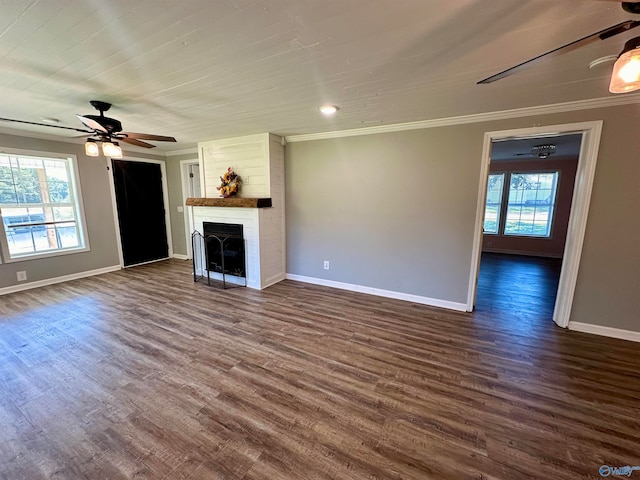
[0,147,90,263]
[503,170,560,239]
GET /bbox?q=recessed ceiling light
[319,105,339,116]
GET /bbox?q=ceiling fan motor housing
[622,2,640,15]
[83,115,122,133]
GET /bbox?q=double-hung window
[0,150,89,261]
[483,171,560,238]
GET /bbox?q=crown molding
[284,94,640,143]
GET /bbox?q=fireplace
[203,222,245,278]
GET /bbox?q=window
[0,151,88,261]
[504,172,559,237]
[483,173,504,234]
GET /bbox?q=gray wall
[285,104,640,332]
[165,153,199,257]
[0,133,165,289]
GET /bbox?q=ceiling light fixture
[84,139,100,157]
[610,37,640,93]
[84,138,122,158]
[319,105,339,116]
[101,141,123,158]
[531,144,556,159]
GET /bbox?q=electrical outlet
[16,271,27,281]
[177,206,184,213]
[323,261,330,270]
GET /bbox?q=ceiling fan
[478,1,640,93]
[0,100,176,158]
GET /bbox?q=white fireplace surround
[188,133,286,290]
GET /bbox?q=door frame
[467,120,603,328]
[179,158,202,259]
[108,156,174,268]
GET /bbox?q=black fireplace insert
[203,222,245,278]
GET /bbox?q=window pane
[484,173,504,234]
[504,172,559,237]
[56,223,80,249]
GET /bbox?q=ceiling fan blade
[76,114,108,133]
[478,20,640,84]
[122,131,177,142]
[0,117,93,134]
[119,137,156,148]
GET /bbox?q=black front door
[112,160,169,266]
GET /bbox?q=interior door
[112,159,169,266]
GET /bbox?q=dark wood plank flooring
[0,258,639,479]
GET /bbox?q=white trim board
[568,322,640,343]
[0,265,121,296]
[286,274,467,312]
[285,94,640,143]
[173,254,189,260]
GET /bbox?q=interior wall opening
[475,133,582,325]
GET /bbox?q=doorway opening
[468,121,603,328]
[475,133,581,325]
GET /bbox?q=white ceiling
[0,0,637,152]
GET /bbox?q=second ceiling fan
[478,1,640,93]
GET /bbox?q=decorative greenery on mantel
[186,197,272,208]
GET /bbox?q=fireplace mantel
[186,197,272,208]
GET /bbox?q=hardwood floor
[0,258,639,479]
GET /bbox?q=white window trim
[0,147,90,263]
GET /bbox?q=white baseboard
[173,254,189,260]
[568,321,640,343]
[285,274,467,312]
[0,265,121,296]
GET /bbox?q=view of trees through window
[483,173,504,234]
[484,171,559,238]
[0,154,84,258]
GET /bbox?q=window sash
[504,171,559,238]
[483,173,505,235]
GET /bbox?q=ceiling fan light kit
[101,141,123,158]
[84,137,122,158]
[609,37,640,93]
[84,139,100,157]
